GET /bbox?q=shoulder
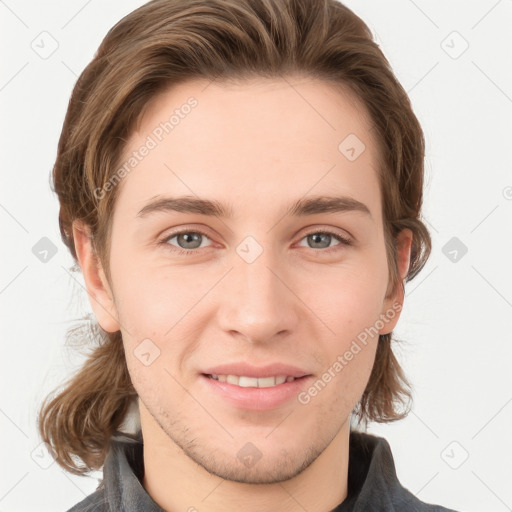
[65,488,108,512]
[347,431,461,512]
[391,488,461,512]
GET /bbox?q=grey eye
[303,233,340,249]
[164,231,211,251]
[176,232,203,249]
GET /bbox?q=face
[79,76,411,484]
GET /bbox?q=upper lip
[202,363,311,378]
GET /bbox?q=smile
[207,374,298,387]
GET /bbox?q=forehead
[113,76,382,222]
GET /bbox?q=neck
[139,402,350,512]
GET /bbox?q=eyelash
[159,228,353,256]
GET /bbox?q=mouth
[200,372,313,410]
[202,373,309,388]
[199,362,313,410]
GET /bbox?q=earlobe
[72,220,120,333]
[379,228,413,335]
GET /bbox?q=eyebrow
[136,194,372,220]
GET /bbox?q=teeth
[226,375,239,385]
[239,376,259,387]
[209,374,296,387]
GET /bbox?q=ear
[72,220,120,333]
[379,228,413,335]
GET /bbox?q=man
[38,1,459,510]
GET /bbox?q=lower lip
[200,374,313,411]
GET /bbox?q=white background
[1,1,511,511]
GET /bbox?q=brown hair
[38,0,431,475]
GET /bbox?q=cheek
[300,263,387,336]
[109,244,205,334]
[302,287,380,413]
[299,266,384,386]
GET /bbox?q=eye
[161,229,213,255]
[297,230,353,252]
[159,227,353,256]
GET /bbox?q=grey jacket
[67,431,459,511]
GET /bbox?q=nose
[216,239,299,344]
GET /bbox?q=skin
[73,76,412,512]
